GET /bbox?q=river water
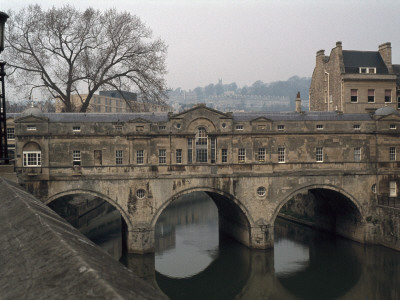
[78,192,400,300]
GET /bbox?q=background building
[56,90,172,113]
[310,42,400,113]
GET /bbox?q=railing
[377,195,400,208]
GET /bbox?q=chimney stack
[296,92,301,113]
[379,42,393,73]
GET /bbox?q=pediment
[170,104,231,120]
[376,114,400,121]
[250,116,273,124]
[128,117,151,123]
[14,115,48,123]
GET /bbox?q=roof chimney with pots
[379,42,393,73]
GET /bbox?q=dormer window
[359,67,376,74]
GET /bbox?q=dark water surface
[80,193,400,300]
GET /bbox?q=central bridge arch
[152,187,254,247]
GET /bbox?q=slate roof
[393,64,400,86]
[8,111,375,122]
[342,50,389,74]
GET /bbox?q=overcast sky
[2,0,400,90]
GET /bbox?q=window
[368,89,375,103]
[359,67,376,74]
[277,125,285,130]
[72,126,81,132]
[235,124,243,130]
[316,147,323,162]
[258,148,266,162]
[398,97,400,109]
[390,181,397,197]
[137,150,144,165]
[7,128,15,140]
[353,124,360,130]
[278,147,285,163]
[238,148,246,163]
[136,126,144,132]
[385,90,392,103]
[390,147,396,161]
[23,151,41,167]
[176,123,181,129]
[176,149,182,164]
[316,124,324,130]
[136,189,146,199]
[196,127,208,163]
[115,124,123,131]
[188,138,193,164]
[159,125,166,130]
[27,125,36,131]
[354,147,361,161]
[116,150,123,165]
[73,150,81,166]
[372,184,376,194]
[221,149,228,163]
[351,89,358,102]
[159,149,166,164]
[257,187,266,197]
[210,137,216,163]
[390,124,396,130]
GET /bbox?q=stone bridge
[10,105,400,253]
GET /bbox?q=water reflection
[60,192,400,300]
[154,192,219,278]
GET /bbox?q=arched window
[196,127,208,163]
[23,142,42,167]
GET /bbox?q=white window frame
[385,89,392,103]
[390,124,396,130]
[316,147,323,162]
[137,150,144,165]
[368,89,375,103]
[258,148,266,162]
[176,149,182,164]
[277,124,285,130]
[73,150,81,166]
[7,128,15,140]
[390,147,396,161]
[257,187,266,197]
[23,151,41,167]
[353,124,360,130]
[115,150,123,165]
[316,124,324,130]
[72,126,81,132]
[238,148,246,163]
[235,124,244,130]
[278,147,285,163]
[27,125,37,131]
[159,149,166,164]
[350,89,358,103]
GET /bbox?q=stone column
[126,227,155,254]
[250,224,274,250]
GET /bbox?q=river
[75,192,400,300]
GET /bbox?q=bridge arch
[45,189,133,229]
[271,183,366,243]
[151,187,254,247]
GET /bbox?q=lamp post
[0,11,9,164]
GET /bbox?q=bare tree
[4,5,168,112]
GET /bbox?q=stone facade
[310,41,400,113]
[6,103,400,252]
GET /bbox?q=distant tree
[204,84,215,97]
[226,82,238,92]
[4,5,168,112]
[193,87,204,99]
[215,82,224,96]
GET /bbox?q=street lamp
[0,11,9,164]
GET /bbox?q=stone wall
[0,177,167,299]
